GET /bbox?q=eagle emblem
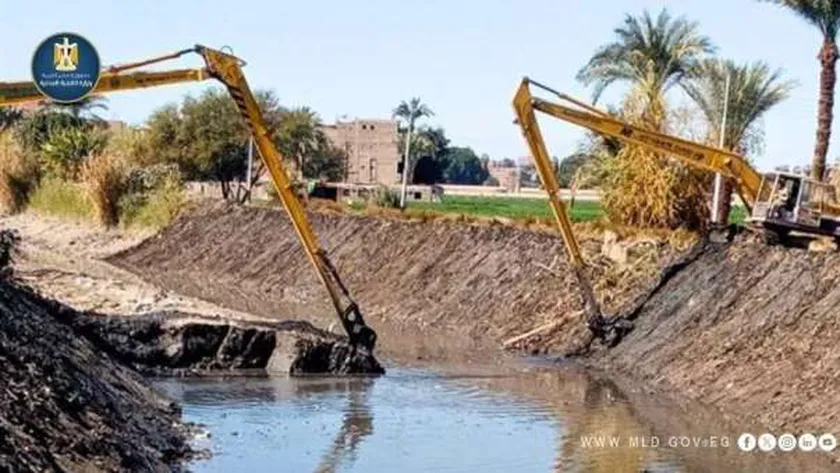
[53,37,79,72]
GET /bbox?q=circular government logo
[31,32,100,103]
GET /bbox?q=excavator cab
[751,172,838,237]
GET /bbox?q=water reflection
[156,366,837,473]
[558,377,655,473]
[312,379,374,473]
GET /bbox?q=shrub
[119,164,185,229]
[14,110,86,154]
[80,153,127,227]
[40,126,108,180]
[0,133,40,214]
[373,186,401,208]
[105,127,153,166]
[596,96,711,231]
[28,177,92,220]
[599,146,710,230]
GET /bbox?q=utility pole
[711,73,731,224]
[399,119,414,209]
[245,135,254,202]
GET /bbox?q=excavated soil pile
[596,236,840,434]
[0,281,190,472]
[71,312,384,376]
[109,203,678,357]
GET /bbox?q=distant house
[106,120,128,131]
[320,118,400,185]
[487,160,520,192]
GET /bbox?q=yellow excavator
[0,46,378,352]
[513,76,840,343]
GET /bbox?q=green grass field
[407,195,604,222]
[407,194,747,226]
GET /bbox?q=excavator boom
[513,78,604,334]
[0,46,376,351]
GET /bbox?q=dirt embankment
[0,280,190,472]
[594,237,840,434]
[109,203,678,360]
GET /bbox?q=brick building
[320,118,400,184]
[487,160,521,192]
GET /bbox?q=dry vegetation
[0,122,185,230]
[0,133,39,214]
[595,94,712,232]
[81,153,126,227]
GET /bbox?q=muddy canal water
[156,364,831,473]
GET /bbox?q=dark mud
[0,280,190,472]
[71,312,384,376]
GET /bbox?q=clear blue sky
[0,0,832,171]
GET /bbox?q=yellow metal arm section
[0,69,209,106]
[515,77,762,213]
[195,46,376,351]
[513,78,603,328]
[0,46,376,351]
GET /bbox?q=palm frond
[683,58,795,152]
[760,0,840,37]
[578,9,714,107]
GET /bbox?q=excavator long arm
[515,78,763,214]
[0,46,377,351]
[512,78,603,332]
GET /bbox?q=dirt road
[2,212,257,321]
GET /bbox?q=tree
[275,107,323,180]
[760,1,840,181]
[393,97,434,208]
[48,95,109,120]
[406,126,449,184]
[178,89,247,197]
[578,9,716,230]
[556,152,596,187]
[303,143,347,182]
[144,88,285,199]
[441,147,489,184]
[577,9,714,126]
[684,59,794,222]
[144,88,337,200]
[0,107,22,132]
[14,110,87,154]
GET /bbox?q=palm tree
[760,1,840,181]
[48,94,109,120]
[578,9,715,230]
[577,9,714,128]
[684,59,795,222]
[392,97,433,208]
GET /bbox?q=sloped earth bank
[593,236,840,435]
[109,202,679,362]
[0,280,191,472]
